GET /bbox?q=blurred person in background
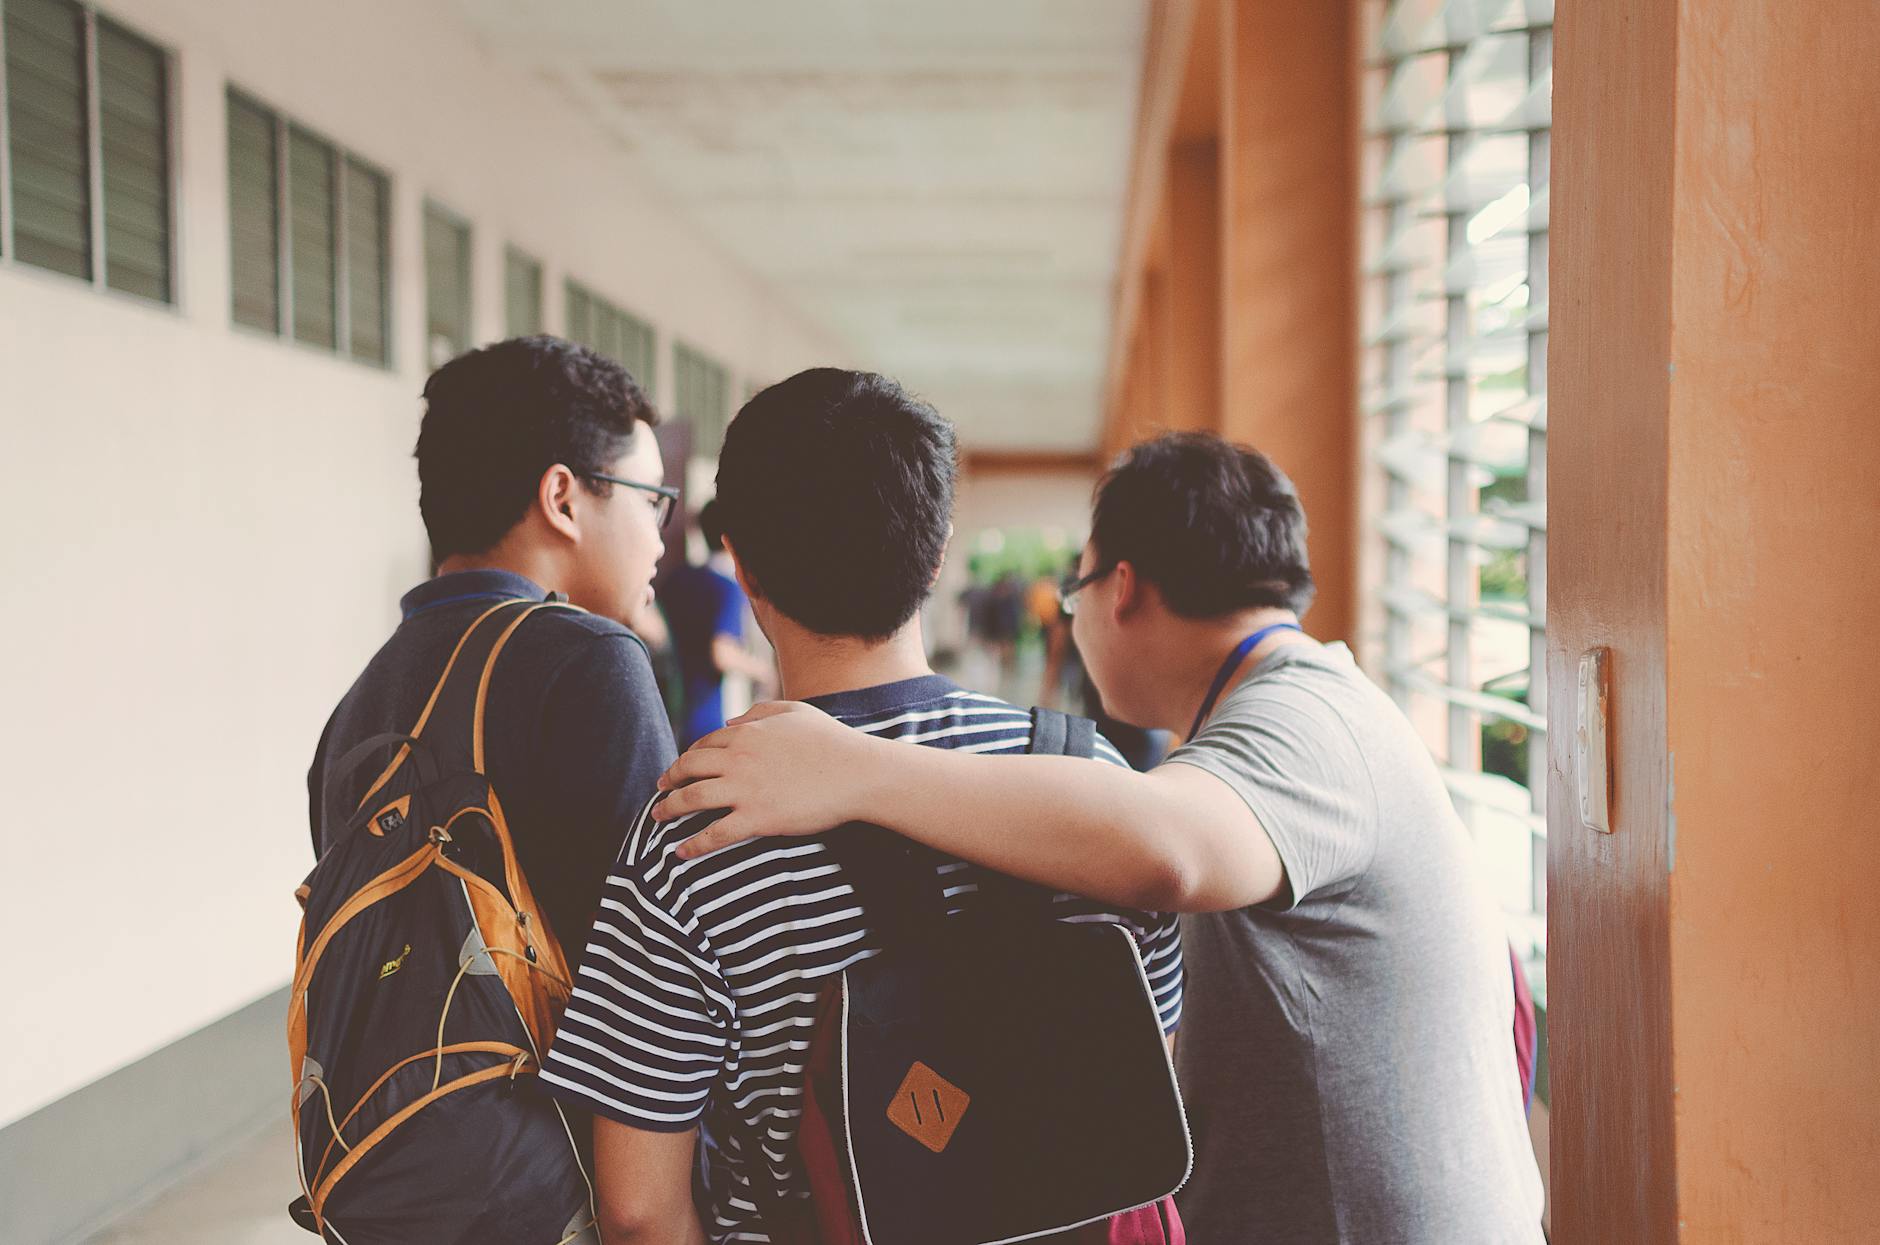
[661,498,775,747]
[655,432,1545,1245]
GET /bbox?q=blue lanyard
[1189,623,1303,738]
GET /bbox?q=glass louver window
[563,277,656,390]
[674,341,732,459]
[227,88,389,364]
[1361,0,1552,971]
[504,246,542,338]
[2,0,172,300]
[423,201,471,368]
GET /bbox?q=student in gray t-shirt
[652,433,1545,1243]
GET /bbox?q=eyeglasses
[581,472,680,529]
[1057,565,1113,616]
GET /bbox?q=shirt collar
[805,673,960,721]
[399,569,549,620]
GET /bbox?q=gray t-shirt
[1163,642,1543,1244]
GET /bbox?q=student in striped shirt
[538,369,1183,1245]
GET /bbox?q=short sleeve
[538,855,732,1132]
[1161,679,1377,909]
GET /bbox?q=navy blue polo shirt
[307,570,677,954]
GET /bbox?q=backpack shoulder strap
[351,598,577,812]
[413,598,583,773]
[1028,705,1098,760]
[970,707,1102,914]
[820,821,949,950]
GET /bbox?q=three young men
[533,368,1183,1243]
[313,336,1541,1243]
[657,434,1547,1242]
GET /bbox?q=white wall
[0,0,845,1128]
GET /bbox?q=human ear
[1111,560,1143,621]
[541,466,580,540]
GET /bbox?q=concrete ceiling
[449,0,1147,452]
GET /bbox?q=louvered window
[423,202,471,368]
[504,246,541,337]
[674,341,731,458]
[1361,0,1551,967]
[343,158,388,364]
[227,88,389,364]
[1,0,171,300]
[226,91,277,331]
[287,126,335,349]
[563,278,656,390]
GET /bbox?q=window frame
[0,0,179,309]
[225,82,392,368]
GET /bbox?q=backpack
[752,708,1190,1245]
[287,600,599,1244]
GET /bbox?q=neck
[437,540,557,590]
[767,617,934,702]
[1143,607,1308,735]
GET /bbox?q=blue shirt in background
[661,561,747,747]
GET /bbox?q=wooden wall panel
[1546,0,1680,1237]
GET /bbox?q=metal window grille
[1361,0,1551,970]
[227,87,390,365]
[674,340,731,459]
[504,246,542,338]
[1,0,173,301]
[563,277,656,391]
[423,201,471,368]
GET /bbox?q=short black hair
[696,497,727,554]
[1089,432,1314,617]
[416,336,659,560]
[716,368,956,639]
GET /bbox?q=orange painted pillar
[1550,1,1880,1240]
[1138,266,1170,439]
[1218,0,1359,643]
[1163,140,1221,434]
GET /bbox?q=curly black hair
[1089,432,1315,618]
[415,336,659,560]
[715,369,956,640]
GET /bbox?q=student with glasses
[654,432,1546,1245]
[309,334,678,961]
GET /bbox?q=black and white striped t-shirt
[538,674,1184,1244]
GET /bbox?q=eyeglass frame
[579,471,681,529]
[1057,564,1115,616]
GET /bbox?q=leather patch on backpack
[370,796,411,837]
[887,1061,970,1154]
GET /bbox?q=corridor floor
[84,1120,305,1245]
